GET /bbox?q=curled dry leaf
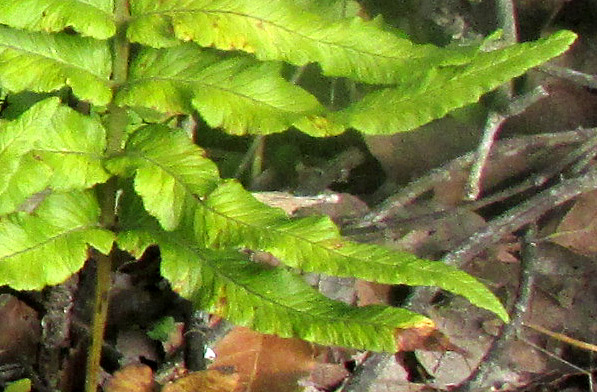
[209,327,318,392]
[395,321,465,353]
[300,363,350,391]
[103,364,154,392]
[551,189,597,255]
[161,369,240,392]
[355,280,393,307]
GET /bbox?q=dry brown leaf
[209,327,318,392]
[551,189,597,255]
[0,294,40,364]
[355,280,392,306]
[355,279,463,354]
[103,364,154,392]
[116,328,159,366]
[161,369,240,392]
[395,322,465,353]
[301,363,350,391]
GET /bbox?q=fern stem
[250,136,265,182]
[234,135,264,180]
[106,0,130,154]
[84,251,113,392]
[85,1,130,391]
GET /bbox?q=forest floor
[3,1,597,391]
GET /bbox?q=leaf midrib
[131,8,416,62]
[0,223,101,260]
[127,75,310,113]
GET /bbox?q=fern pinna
[0,0,575,371]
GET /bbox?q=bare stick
[466,86,549,200]
[495,0,518,44]
[524,323,597,353]
[453,228,538,392]
[406,162,597,317]
[351,127,596,231]
[340,353,391,392]
[540,64,597,90]
[518,336,595,392]
[444,166,597,266]
[466,112,507,200]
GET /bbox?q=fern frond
[0,154,52,215]
[0,98,109,214]
[127,0,473,84]
[163,247,432,352]
[0,190,114,290]
[116,45,324,135]
[292,0,364,20]
[0,99,54,210]
[110,127,507,321]
[0,0,115,39]
[115,191,432,352]
[337,30,578,134]
[105,125,221,231]
[0,26,112,105]
[193,181,509,322]
[32,101,110,190]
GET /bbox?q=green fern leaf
[338,30,577,134]
[0,0,115,39]
[105,125,220,231]
[193,181,509,322]
[0,154,52,215]
[33,101,110,190]
[0,100,55,210]
[115,181,173,258]
[0,98,108,214]
[111,130,507,321]
[0,26,112,105]
[115,192,432,352]
[127,0,473,84]
[0,190,114,290]
[162,247,432,351]
[116,45,324,135]
[293,0,363,20]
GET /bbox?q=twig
[406,162,597,317]
[350,127,597,230]
[524,323,597,353]
[464,0,519,200]
[339,353,391,392]
[518,336,595,392]
[39,275,78,390]
[540,64,597,90]
[466,111,508,200]
[466,86,549,200]
[184,310,210,371]
[495,0,518,45]
[444,166,597,266]
[361,132,595,238]
[453,228,538,392]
